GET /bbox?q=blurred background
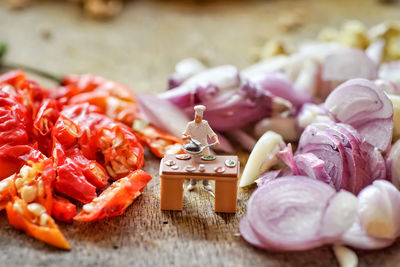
[0,0,399,92]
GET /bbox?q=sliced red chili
[97,124,144,179]
[55,158,97,203]
[61,74,140,125]
[66,147,109,189]
[0,86,32,146]
[74,170,151,222]
[52,115,82,149]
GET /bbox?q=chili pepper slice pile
[0,71,182,249]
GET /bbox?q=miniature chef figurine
[182,105,219,191]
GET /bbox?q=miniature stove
[160,154,239,213]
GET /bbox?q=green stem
[1,62,63,84]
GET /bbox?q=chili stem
[1,62,62,83]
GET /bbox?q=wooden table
[1,1,400,266]
[160,154,239,213]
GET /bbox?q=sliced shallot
[325,78,393,151]
[244,176,357,251]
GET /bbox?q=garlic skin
[357,180,400,239]
[239,131,284,187]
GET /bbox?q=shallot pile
[143,21,400,266]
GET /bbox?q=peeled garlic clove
[388,140,400,189]
[321,190,358,239]
[297,103,332,130]
[254,117,299,142]
[239,131,284,187]
[333,245,358,267]
[388,94,400,141]
[358,180,400,239]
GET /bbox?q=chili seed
[37,180,44,196]
[112,136,124,148]
[27,203,46,216]
[0,177,12,192]
[15,177,24,189]
[112,161,128,174]
[106,165,117,178]
[20,165,36,180]
[82,204,95,213]
[65,119,78,136]
[13,202,23,215]
[21,185,37,203]
[39,213,50,226]
[127,155,137,165]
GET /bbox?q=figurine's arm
[211,134,220,146]
[205,121,219,146]
[182,123,191,141]
[182,134,191,140]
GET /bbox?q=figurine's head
[194,105,206,123]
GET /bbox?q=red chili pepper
[60,76,183,159]
[97,124,144,179]
[61,103,108,159]
[52,115,82,149]
[0,145,46,180]
[61,104,145,178]
[32,99,61,155]
[6,197,70,250]
[0,71,155,249]
[0,85,32,146]
[55,158,97,204]
[0,70,26,86]
[0,145,31,179]
[62,74,137,102]
[66,147,109,189]
[52,195,76,223]
[33,99,60,136]
[61,74,141,125]
[74,169,151,222]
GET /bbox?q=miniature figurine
[159,152,239,213]
[182,105,219,191]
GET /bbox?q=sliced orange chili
[135,124,183,158]
[6,197,70,250]
[74,170,151,222]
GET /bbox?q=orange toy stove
[160,153,239,213]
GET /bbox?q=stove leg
[214,179,237,213]
[161,176,184,211]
